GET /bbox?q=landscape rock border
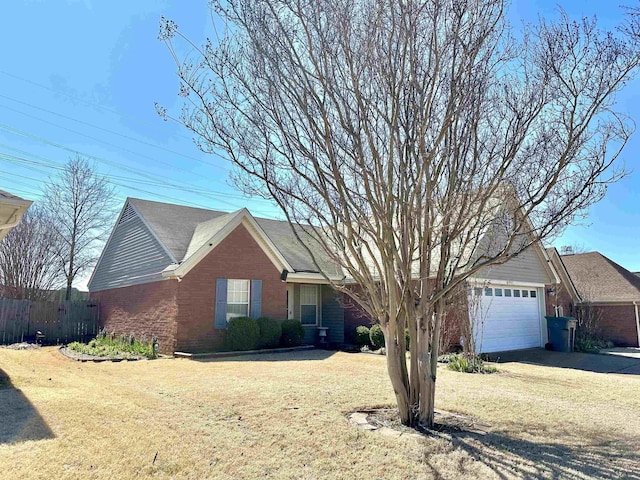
[59,346,145,363]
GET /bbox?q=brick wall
[90,280,179,354]
[545,284,575,318]
[175,224,287,353]
[594,304,639,347]
[342,281,469,352]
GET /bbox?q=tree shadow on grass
[0,368,54,444]
[191,348,337,363]
[431,428,640,479]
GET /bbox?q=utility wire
[0,152,278,216]
[0,123,275,211]
[0,94,230,173]
[0,70,199,144]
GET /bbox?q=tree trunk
[384,335,411,424]
[418,299,445,427]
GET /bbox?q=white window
[495,288,503,297]
[227,279,250,321]
[530,290,537,298]
[513,289,521,298]
[300,285,318,325]
[484,288,493,296]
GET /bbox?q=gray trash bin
[545,316,577,352]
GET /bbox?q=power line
[0,70,199,145]
[0,151,279,217]
[0,93,231,173]
[0,143,268,202]
[0,123,275,211]
[0,103,228,180]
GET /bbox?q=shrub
[446,353,497,374]
[280,319,305,347]
[369,324,385,349]
[66,329,156,359]
[224,316,260,351]
[574,334,614,353]
[354,326,370,347]
[256,317,282,349]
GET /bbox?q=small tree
[0,206,65,301]
[160,1,640,428]
[42,156,116,300]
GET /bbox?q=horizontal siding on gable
[475,246,552,284]
[89,214,173,292]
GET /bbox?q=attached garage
[470,285,544,353]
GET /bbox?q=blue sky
[1,0,639,290]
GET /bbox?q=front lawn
[0,348,638,479]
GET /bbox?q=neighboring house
[0,190,31,242]
[89,198,558,354]
[547,249,640,347]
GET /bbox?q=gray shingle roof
[560,251,640,303]
[128,198,339,275]
[0,190,26,201]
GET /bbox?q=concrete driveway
[488,348,640,375]
[600,347,640,359]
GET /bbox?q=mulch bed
[59,346,146,363]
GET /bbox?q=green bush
[369,324,385,349]
[280,319,305,347]
[224,316,260,351]
[256,317,282,349]
[446,353,497,374]
[574,334,614,353]
[354,326,370,347]
[66,329,156,359]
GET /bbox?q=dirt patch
[1,342,41,350]
[350,407,490,438]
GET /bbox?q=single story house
[89,198,559,354]
[0,190,32,242]
[547,249,640,347]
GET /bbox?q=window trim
[226,278,250,322]
[300,284,319,326]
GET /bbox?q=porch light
[280,270,289,281]
[317,326,328,346]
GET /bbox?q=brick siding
[342,282,469,352]
[174,224,287,353]
[90,279,179,354]
[594,304,639,347]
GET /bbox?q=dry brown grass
[0,347,639,479]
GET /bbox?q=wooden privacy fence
[0,298,99,345]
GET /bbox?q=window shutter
[250,279,262,319]
[215,278,228,329]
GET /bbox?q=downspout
[634,301,640,348]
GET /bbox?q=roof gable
[560,251,640,303]
[163,209,294,277]
[127,198,338,275]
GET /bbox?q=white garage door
[470,286,542,353]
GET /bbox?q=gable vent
[118,203,137,225]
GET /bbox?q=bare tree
[0,206,65,301]
[159,0,640,427]
[42,156,116,300]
